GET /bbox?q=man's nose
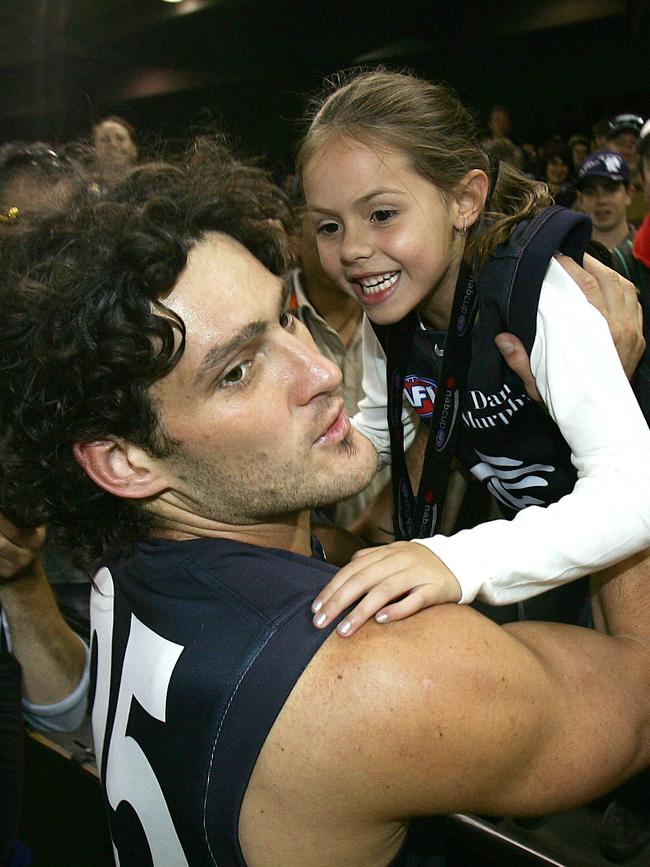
[288,328,343,403]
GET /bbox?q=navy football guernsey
[90,537,440,866]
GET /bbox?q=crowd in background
[1,97,649,867]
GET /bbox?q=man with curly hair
[2,143,650,867]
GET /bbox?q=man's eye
[370,209,396,223]
[279,310,295,330]
[219,361,251,387]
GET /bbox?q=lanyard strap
[379,263,479,539]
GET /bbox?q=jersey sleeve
[415,256,650,604]
[350,315,416,465]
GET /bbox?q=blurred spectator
[541,146,576,208]
[0,144,90,862]
[607,113,646,226]
[520,141,540,178]
[611,120,650,418]
[483,137,525,172]
[568,134,590,172]
[0,142,76,231]
[591,118,611,152]
[601,119,650,865]
[91,115,138,182]
[482,104,524,170]
[607,113,643,172]
[576,151,634,250]
[0,512,89,864]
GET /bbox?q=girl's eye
[371,209,396,223]
[279,310,295,330]
[316,221,340,236]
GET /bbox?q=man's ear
[72,439,169,500]
[453,169,490,231]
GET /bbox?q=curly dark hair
[0,138,294,567]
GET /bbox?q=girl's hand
[311,542,462,637]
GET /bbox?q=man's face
[150,233,378,527]
[578,179,631,234]
[93,121,137,168]
[489,109,511,139]
[609,132,638,170]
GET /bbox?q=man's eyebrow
[279,278,291,310]
[194,321,266,386]
[194,282,290,387]
[308,187,406,215]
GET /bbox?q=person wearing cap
[600,119,650,866]
[611,121,650,419]
[0,142,91,862]
[576,151,635,251]
[607,113,646,225]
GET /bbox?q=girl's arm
[350,316,416,463]
[418,256,650,605]
[312,258,650,635]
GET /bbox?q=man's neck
[150,501,314,557]
[593,223,631,251]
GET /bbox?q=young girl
[298,70,650,636]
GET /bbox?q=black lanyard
[378,263,479,540]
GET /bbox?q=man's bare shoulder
[241,581,650,867]
[240,605,502,867]
[241,603,546,865]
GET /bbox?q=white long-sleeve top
[352,257,650,604]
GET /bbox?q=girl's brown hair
[297,69,552,264]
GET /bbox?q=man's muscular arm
[242,550,650,867]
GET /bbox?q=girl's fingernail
[375,612,389,623]
[314,612,327,627]
[338,621,351,636]
[496,336,515,354]
[312,599,323,613]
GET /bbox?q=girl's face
[302,136,463,328]
[545,156,569,186]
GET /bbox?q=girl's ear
[73,439,169,500]
[453,169,490,231]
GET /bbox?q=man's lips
[314,402,350,446]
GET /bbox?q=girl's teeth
[359,272,399,295]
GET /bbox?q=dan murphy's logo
[403,375,437,418]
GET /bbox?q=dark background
[2,0,649,171]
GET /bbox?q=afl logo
[404,375,437,418]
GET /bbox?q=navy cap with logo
[576,151,630,189]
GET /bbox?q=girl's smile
[302,136,466,330]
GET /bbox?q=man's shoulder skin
[239,579,650,867]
